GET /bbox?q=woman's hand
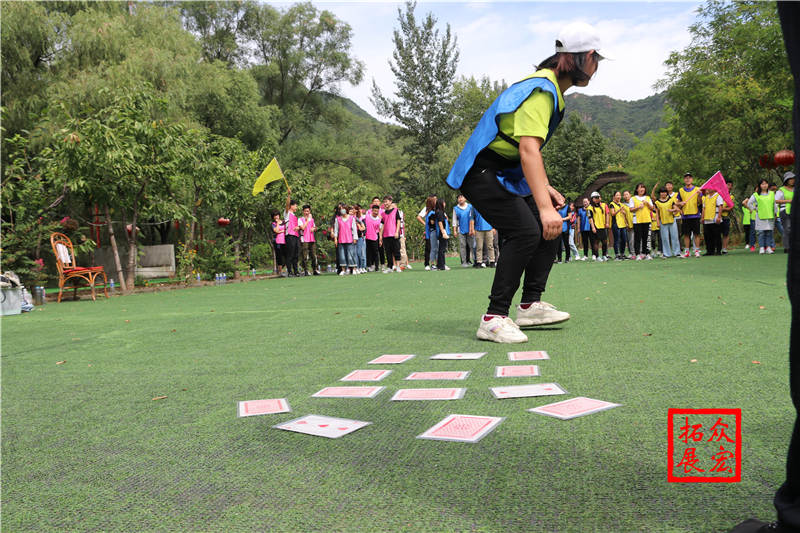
[547,185,565,209]
[540,208,563,240]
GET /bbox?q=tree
[244,2,365,144]
[371,1,459,170]
[180,1,252,66]
[659,0,792,186]
[542,114,624,200]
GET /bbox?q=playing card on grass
[237,398,291,417]
[528,397,621,420]
[490,383,566,399]
[417,414,504,443]
[312,386,385,398]
[390,388,466,401]
[273,415,370,438]
[508,350,550,361]
[405,371,470,380]
[430,352,487,360]
[368,354,416,364]
[340,369,392,381]
[495,365,540,377]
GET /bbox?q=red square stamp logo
[667,408,741,483]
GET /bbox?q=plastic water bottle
[222,273,227,284]
[109,279,115,294]
[196,273,201,282]
[251,268,256,277]
[214,273,219,285]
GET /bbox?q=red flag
[700,171,733,208]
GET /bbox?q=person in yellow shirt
[629,183,654,260]
[720,179,736,254]
[702,187,724,255]
[654,188,680,257]
[609,191,629,260]
[588,191,610,261]
[675,172,702,258]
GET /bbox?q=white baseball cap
[590,191,601,198]
[556,22,612,60]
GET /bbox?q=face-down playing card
[390,388,466,401]
[312,386,385,398]
[508,350,550,361]
[528,397,621,420]
[417,414,504,443]
[237,398,291,417]
[495,365,540,377]
[340,369,392,381]
[368,354,416,364]
[273,415,370,438]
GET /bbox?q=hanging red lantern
[774,149,795,167]
[758,153,771,168]
[217,217,231,227]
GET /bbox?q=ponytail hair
[537,51,599,85]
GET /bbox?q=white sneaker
[514,301,571,327]
[462,263,471,268]
[424,265,431,271]
[635,255,642,261]
[759,247,766,254]
[339,271,347,276]
[476,315,528,344]
[406,264,413,269]
[383,268,392,273]
[694,249,701,258]
[744,244,750,250]
[444,265,451,271]
[767,247,775,254]
[645,254,653,260]
[592,255,597,261]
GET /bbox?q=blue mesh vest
[445,73,563,197]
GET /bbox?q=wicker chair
[50,232,109,302]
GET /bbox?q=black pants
[776,4,800,528]
[424,237,431,266]
[743,224,752,247]
[383,236,400,269]
[366,239,381,270]
[580,230,591,258]
[379,241,386,265]
[285,235,300,274]
[460,163,558,316]
[437,236,447,269]
[634,223,650,255]
[591,229,608,257]
[704,223,722,255]
[274,242,285,266]
[557,231,570,262]
[651,228,662,254]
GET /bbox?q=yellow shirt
[678,186,701,216]
[702,192,722,221]
[488,70,566,159]
[631,196,652,224]
[589,203,608,229]
[721,193,735,218]
[655,197,677,225]
[610,202,628,228]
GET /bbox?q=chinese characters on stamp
[667,408,741,482]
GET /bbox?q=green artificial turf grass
[1,251,792,532]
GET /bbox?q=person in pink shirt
[381,195,402,273]
[283,194,301,277]
[364,203,382,272]
[270,210,286,277]
[297,204,319,276]
[333,204,358,275]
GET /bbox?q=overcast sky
[290,1,703,118]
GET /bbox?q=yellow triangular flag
[252,158,287,196]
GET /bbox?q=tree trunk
[233,229,243,279]
[123,205,138,292]
[106,205,127,292]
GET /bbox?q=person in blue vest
[452,194,476,267]
[470,206,495,268]
[445,22,608,343]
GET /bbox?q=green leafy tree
[179,1,253,66]
[659,0,792,186]
[542,114,624,200]
[244,2,365,144]
[371,1,459,172]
